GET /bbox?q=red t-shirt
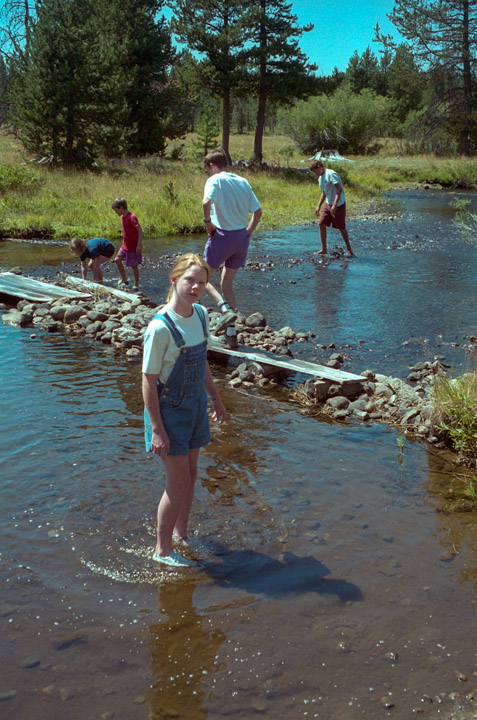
[120,211,140,251]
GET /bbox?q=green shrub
[433,372,477,457]
[0,164,44,194]
[279,88,392,155]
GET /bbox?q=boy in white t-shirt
[310,160,354,257]
[202,148,262,348]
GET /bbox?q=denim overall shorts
[144,304,211,456]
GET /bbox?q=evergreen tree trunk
[252,81,266,165]
[460,0,472,156]
[251,0,266,165]
[222,88,232,164]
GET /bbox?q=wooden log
[208,335,366,384]
[0,272,90,302]
[64,275,139,301]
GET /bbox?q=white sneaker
[152,550,195,567]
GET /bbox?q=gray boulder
[245,312,267,328]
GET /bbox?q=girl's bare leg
[173,448,199,540]
[155,450,199,556]
[133,265,139,287]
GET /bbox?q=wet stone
[0,690,17,701]
[64,306,86,324]
[333,409,349,421]
[245,312,266,328]
[326,396,349,410]
[126,347,142,359]
[60,687,75,702]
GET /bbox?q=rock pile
[1,297,315,361]
[294,361,447,443]
[1,290,447,447]
[2,294,157,359]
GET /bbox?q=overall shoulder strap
[194,304,208,338]
[153,312,185,348]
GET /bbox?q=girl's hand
[211,397,226,424]
[150,429,170,456]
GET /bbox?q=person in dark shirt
[69,237,116,284]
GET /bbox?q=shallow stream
[1,189,476,719]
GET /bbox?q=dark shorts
[319,203,346,230]
[101,244,115,259]
[116,247,142,267]
[204,227,250,270]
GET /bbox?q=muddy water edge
[1,189,477,720]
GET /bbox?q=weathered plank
[64,275,138,301]
[0,272,90,301]
[208,335,366,384]
[0,272,138,303]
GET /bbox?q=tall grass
[0,133,475,239]
[433,371,477,458]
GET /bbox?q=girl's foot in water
[152,550,195,568]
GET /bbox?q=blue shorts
[204,227,250,270]
[144,391,211,456]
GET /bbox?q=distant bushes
[279,88,392,155]
[0,164,44,194]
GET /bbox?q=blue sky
[164,0,403,77]
[290,0,402,75]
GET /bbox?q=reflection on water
[1,189,477,719]
[148,580,225,720]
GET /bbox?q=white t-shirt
[204,172,261,230]
[142,304,209,384]
[318,169,345,207]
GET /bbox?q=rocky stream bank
[0,277,457,461]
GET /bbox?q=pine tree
[377,0,477,155]
[388,45,423,123]
[101,0,181,155]
[0,56,7,124]
[345,48,380,94]
[8,0,130,165]
[246,0,316,165]
[171,0,249,163]
[192,104,220,157]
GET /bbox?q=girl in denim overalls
[142,254,226,568]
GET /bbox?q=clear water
[1,189,476,720]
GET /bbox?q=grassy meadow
[1,132,476,240]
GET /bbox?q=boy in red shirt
[112,198,143,290]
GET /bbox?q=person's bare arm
[205,362,226,423]
[202,197,216,236]
[247,207,262,236]
[142,373,170,456]
[315,191,326,216]
[80,259,88,279]
[136,224,143,254]
[330,183,342,216]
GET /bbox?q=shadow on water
[203,547,363,602]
